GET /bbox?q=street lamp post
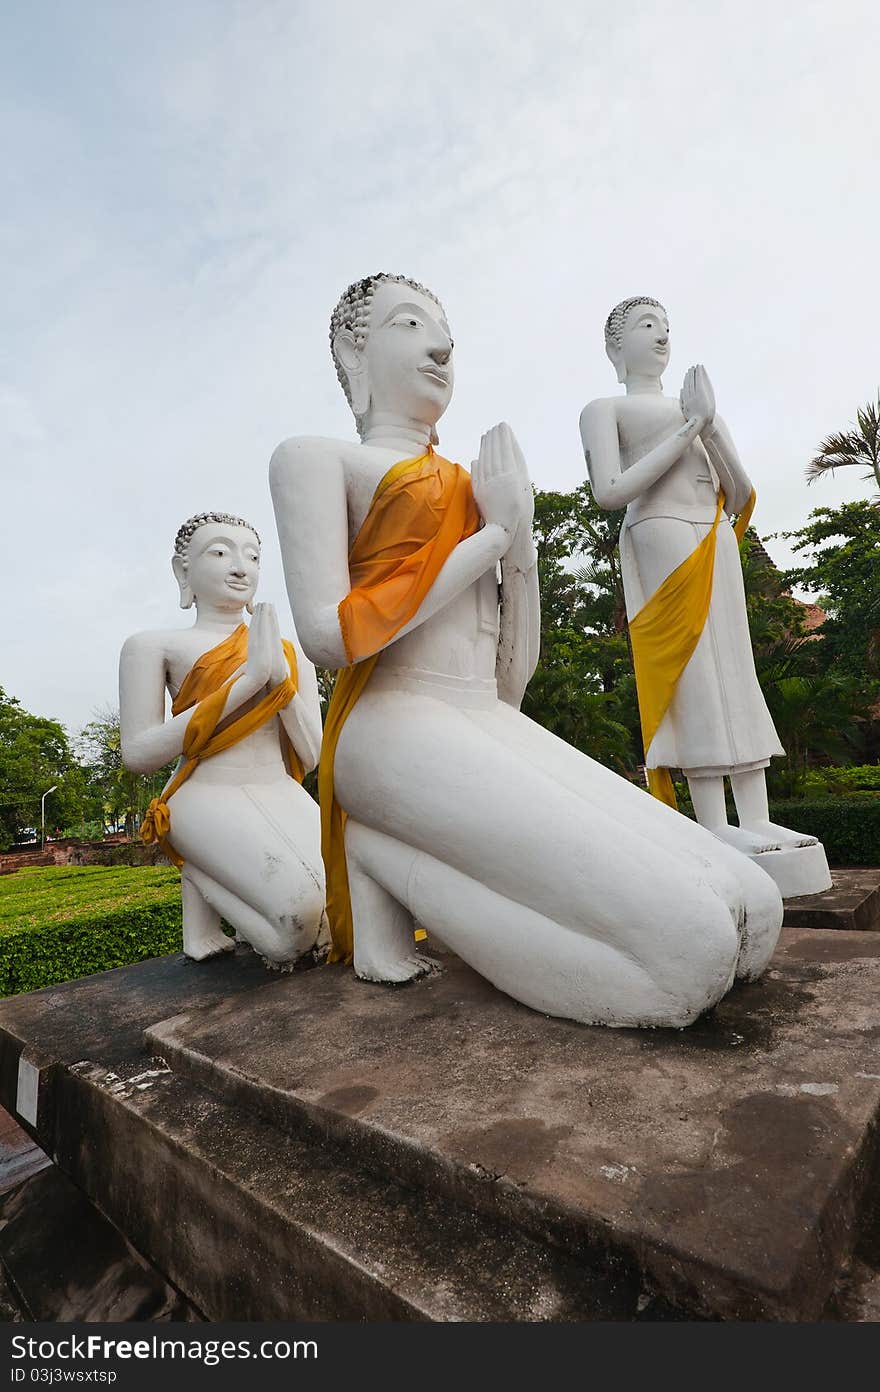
[40,785,58,850]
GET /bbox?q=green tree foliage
[0,688,87,850]
[523,487,637,771]
[805,393,880,495]
[780,501,880,680]
[76,706,174,838]
[728,527,871,792]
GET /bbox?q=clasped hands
[234,603,292,704]
[471,422,536,571]
[680,363,716,438]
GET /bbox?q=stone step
[47,1056,666,1322]
[3,933,880,1322]
[145,929,880,1322]
[783,868,880,933]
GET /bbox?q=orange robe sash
[320,447,480,964]
[140,623,302,866]
[628,489,756,808]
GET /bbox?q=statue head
[330,273,454,439]
[604,297,669,384]
[171,512,261,613]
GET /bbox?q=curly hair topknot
[604,296,667,349]
[173,512,260,568]
[329,273,445,434]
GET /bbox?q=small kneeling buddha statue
[120,510,325,966]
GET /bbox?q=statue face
[185,522,260,609]
[618,303,670,379]
[361,280,454,425]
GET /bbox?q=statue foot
[260,953,299,974]
[346,821,439,985]
[743,820,818,850]
[708,824,782,855]
[355,950,440,985]
[183,925,235,961]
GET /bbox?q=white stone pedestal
[748,841,832,900]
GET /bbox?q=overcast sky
[3,0,878,735]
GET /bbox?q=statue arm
[277,638,323,775]
[270,437,512,669]
[580,399,705,510]
[497,535,540,708]
[700,414,754,516]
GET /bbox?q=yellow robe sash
[320,446,481,964]
[140,623,302,866]
[629,489,756,808]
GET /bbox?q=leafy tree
[76,707,175,838]
[806,393,880,495]
[752,647,868,795]
[779,501,880,681]
[0,688,86,850]
[523,487,637,771]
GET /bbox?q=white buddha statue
[119,511,326,965]
[269,273,783,1030]
[579,297,831,898]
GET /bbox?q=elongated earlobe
[606,341,626,384]
[350,373,370,419]
[246,599,255,615]
[171,553,194,610]
[334,327,370,422]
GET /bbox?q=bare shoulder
[119,629,179,676]
[120,628,172,657]
[579,396,619,437]
[269,434,349,483]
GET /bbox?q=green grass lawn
[0,864,183,997]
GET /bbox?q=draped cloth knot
[628,489,756,809]
[139,623,302,867]
[319,446,481,965]
[141,797,171,846]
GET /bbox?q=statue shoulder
[269,434,348,482]
[579,396,619,424]
[579,396,619,445]
[120,628,171,658]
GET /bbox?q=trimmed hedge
[0,865,183,997]
[801,765,880,795]
[767,797,880,867]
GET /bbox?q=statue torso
[615,394,719,523]
[339,441,499,686]
[159,627,284,772]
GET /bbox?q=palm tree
[806,393,880,494]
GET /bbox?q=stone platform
[1,930,879,1321]
[783,868,880,933]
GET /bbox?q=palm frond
[806,430,871,482]
[855,398,880,463]
[807,394,880,486]
[571,563,609,589]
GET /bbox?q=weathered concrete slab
[146,930,880,1321]
[0,950,664,1322]
[783,868,880,933]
